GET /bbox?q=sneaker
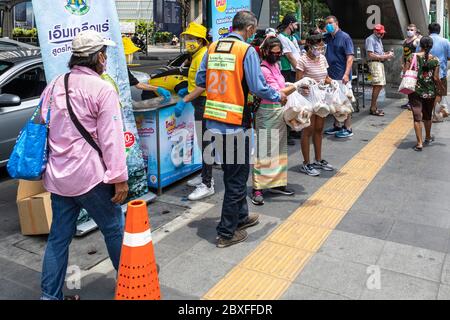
[188,183,215,201]
[324,126,342,135]
[237,214,260,230]
[217,230,248,248]
[335,128,354,138]
[299,163,321,176]
[269,186,295,196]
[424,136,435,146]
[187,175,202,187]
[251,190,264,206]
[312,160,334,171]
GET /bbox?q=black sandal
[370,109,385,116]
[413,145,423,152]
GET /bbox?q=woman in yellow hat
[122,36,171,102]
[174,22,214,201]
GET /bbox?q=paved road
[3,93,450,300]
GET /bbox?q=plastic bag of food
[284,91,313,131]
[434,98,450,122]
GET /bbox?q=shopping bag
[399,54,418,95]
[306,84,329,118]
[434,96,450,122]
[7,100,50,180]
[283,91,313,131]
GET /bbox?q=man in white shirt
[277,13,302,83]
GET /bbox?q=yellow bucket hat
[122,37,140,55]
[181,22,208,43]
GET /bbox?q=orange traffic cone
[115,200,161,300]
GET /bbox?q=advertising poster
[210,0,251,41]
[135,104,202,189]
[31,0,148,199]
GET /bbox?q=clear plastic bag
[283,91,313,131]
[305,84,329,118]
[434,97,450,122]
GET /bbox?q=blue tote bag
[7,79,59,180]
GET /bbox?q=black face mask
[266,54,281,64]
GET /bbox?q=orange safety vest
[204,37,251,127]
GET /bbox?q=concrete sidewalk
[1,95,450,300]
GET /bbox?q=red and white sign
[124,132,136,148]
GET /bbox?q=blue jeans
[216,132,250,239]
[41,183,124,300]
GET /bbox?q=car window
[0,61,13,75]
[0,65,46,101]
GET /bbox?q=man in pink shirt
[40,31,128,300]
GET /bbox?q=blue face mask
[246,34,256,44]
[326,24,335,34]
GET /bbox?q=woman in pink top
[296,30,334,177]
[251,36,296,206]
[40,31,128,300]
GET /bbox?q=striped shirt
[296,53,329,83]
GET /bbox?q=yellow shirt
[188,46,207,97]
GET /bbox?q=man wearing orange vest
[196,11,288,248]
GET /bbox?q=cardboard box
[16,180,52,236]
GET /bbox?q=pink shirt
[261,60,285,104]
[296,53,329,83]
[41,66,128,197]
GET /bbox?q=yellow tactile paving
[240,241,312,281]
[321,177,370,194]
[289,206,346,229]
[267,221,331,252]
[308,188,363,211]
[203,110,412,300]
[203,267,290,300]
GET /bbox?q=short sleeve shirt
[429,33,450,78]
[365,34,384,55]
[324,30,354,80]
[296,53,329,83]
[411,55,440,98]
[278,32,302,72]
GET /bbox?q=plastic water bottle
[356,47,361,60]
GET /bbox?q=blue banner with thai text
[31,0,148,199]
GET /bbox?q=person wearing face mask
[251,36,298,206]
[296,30,334,177]
[173,22,215,201]
[196,11,288,248]
[277,14,302,83]
[40,31,128,300]
[365,24,394,116]
[323,15,355,138]
[401,24,420,110]
[277,14,302,145]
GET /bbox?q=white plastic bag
[305,84,329,118]
[284,91,313,131]
[434,97,450,122]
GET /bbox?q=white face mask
[407,30,415,38]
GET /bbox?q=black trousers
[215,131,250,239]
[192,96,213,187]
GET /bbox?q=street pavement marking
[203,111,413,300]
[289,206,346,229]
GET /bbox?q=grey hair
[326,15,339,24]
[232,11,258,31]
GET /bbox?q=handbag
[399,54,418,95]
[64,73,103,158]
[7,78,59,180]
